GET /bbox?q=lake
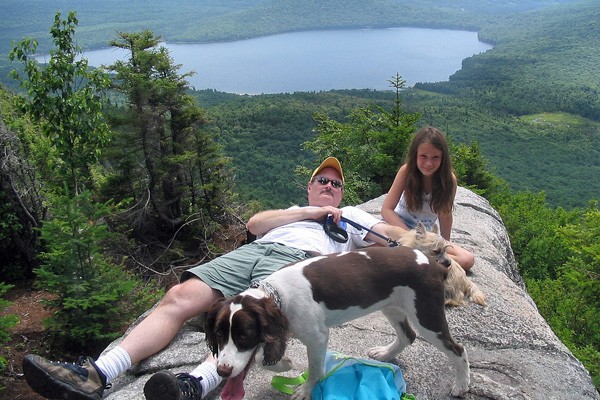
[80,28,492,94]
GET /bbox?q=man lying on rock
[23,157,427,400]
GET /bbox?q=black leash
[323,215,349,243]
[324,215,399,247]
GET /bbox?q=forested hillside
[6,0,594,207]
[196,90,398,208]
[414,0,600,207]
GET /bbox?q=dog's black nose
[217,364,233,377]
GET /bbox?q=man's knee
[161,277,221,316]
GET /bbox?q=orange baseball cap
[310,157,344,183]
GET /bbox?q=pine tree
[10,12,161,350]
[105,30,233,244]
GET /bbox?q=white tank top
[393,192,438,230]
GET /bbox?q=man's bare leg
[120,278,222,364]
[22,277,223,400]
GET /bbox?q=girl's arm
[438,212,453,241]
[438,173,458,240]
[367,222,409,245]
[381,165,409,229]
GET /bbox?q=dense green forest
[0,0,598,392]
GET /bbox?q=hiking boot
[144,371,203,400]
[22,354,108,400]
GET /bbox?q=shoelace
[56,356,91,376]
[175,373,203,400]
[73,356,111,390]
[76,356,89,367]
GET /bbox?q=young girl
[381,126,475,271]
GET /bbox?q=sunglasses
[313,176,343,189]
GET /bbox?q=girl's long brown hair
[403,127,454,215]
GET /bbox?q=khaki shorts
[181,242,313,297]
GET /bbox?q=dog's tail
[444,296,466,307]
[444,260,487,307]
[467,282,487,307]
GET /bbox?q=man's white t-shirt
[255,206,383,255]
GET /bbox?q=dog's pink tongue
[220,370,246,400]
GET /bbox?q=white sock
[94,346,132,384]
[190,361,222,398]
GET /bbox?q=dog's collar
[250,281,282,308]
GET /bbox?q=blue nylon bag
[272,351,411,400]
[312,351,406,400]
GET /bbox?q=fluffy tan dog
[399,223,486,307]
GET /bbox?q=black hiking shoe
[22,354,108,400]
[144,371,203,400]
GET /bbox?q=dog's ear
[204,298,228,357]
[256,297,289,366]
[416,222,427,240]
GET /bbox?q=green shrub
[0,282,19,375]
[36,191,162,350]
[498,194,599,390]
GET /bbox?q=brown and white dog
[399,222,486,307]
[205,246,470,400]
